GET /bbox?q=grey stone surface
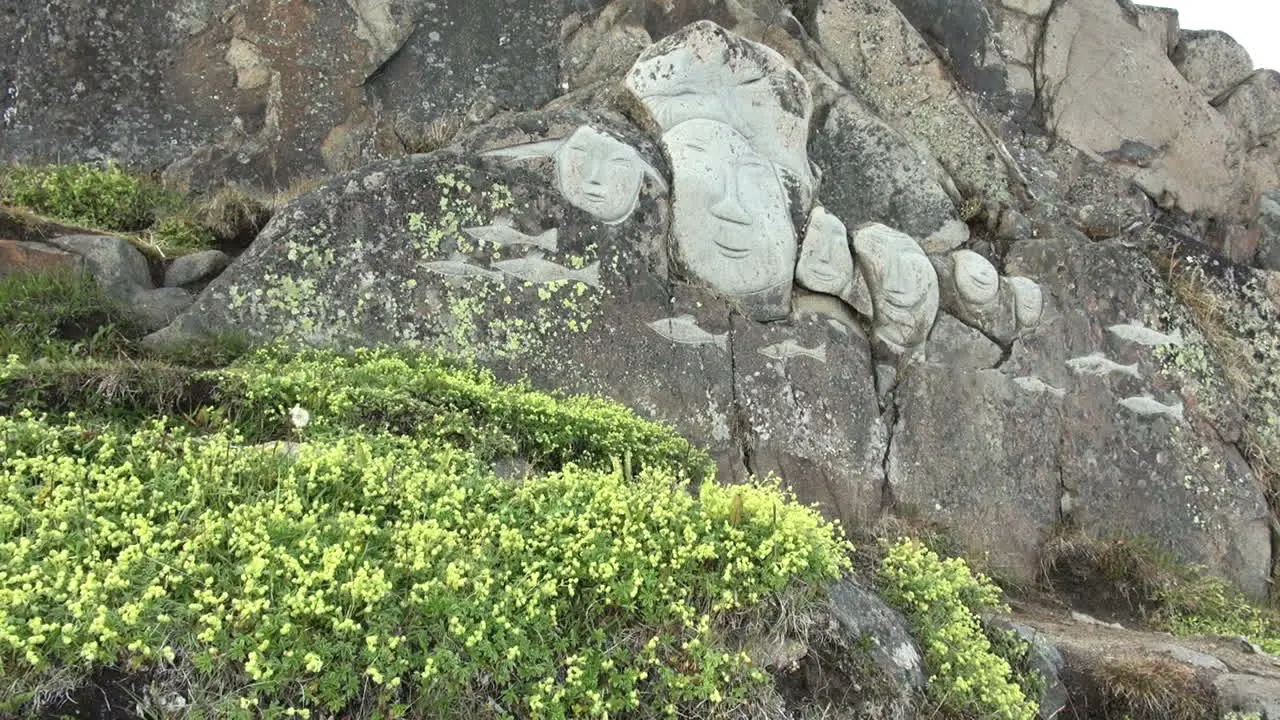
[988,618,1067,720]
[920,313,1003,370]
[1214,673,1280,718]
[827,577,927,694]
[1,0,572,190]
[44,234,153,301]
[1037,0,1252,220]
[1258,190,1280,272]
[1154,643,1228,672]
[809,94,959,240]
[128,287,196,333]
[812,0,1013,204]
[164,250,232,288]
[1172,29,1254,101]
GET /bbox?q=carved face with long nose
[664,118,796,296]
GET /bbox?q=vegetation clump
[875,537,1039,720]
[0,161,166,232]
[0,302,854,718]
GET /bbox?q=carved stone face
[625,20,813,190]
[554,126,646,224]
[665,118,796,296]
[796,207,854,297]
[952,250,1001,309]
[1007,276,1044,328]
[852,223,939,350]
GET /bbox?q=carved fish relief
[462,224,559,253]
[1118,395,1184,422]
[1106,323,1184,347]
[1066,353,1142,379]
[758,340,827,364]
[645,315,729,351]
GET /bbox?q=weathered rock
[0,239,84,277]
[809,94,959,240]
[827,577,927,694]
[43,234,152,301]
[1215,673,1280,718]
[886,0,1009,98]
[1,0,572,189]
[1037,0,1250,219]
[920,313,1003,370]
[1172,29,1254,101]
[888,364,1064,579]
[1004,236,1273,598]
[812,0,1014,205]
[1258,189,1280,272]
[164,250,232,288]
[988,618,1068,720]
[1218,70,1280,201]
[128,287,195,332]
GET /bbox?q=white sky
[1158,0,1280,72]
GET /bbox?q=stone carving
[797,206,851,286]
[664,118,798,305]
[1066,353,1140,379]
[492,252,602,288]
[758,339,828,364]
[852,224,939,353]
[1007,276,1045,330]
[952,250,1002,313]
[463,223,559,252]
[624,20,813,189]
[1119,395,1185,422]
[1106,322,1184,347]
[623,21,813,320]
[1013,376,1067,399]
[646,314,729,351]
[481,125,664,224]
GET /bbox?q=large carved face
[554,126,646,224]
[665,118,796,296]
[796,207,854,297]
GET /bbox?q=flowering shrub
[0,396,850,717]
[876,538,1037,720]
[210,346,712,479]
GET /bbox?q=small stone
[164,250,231,288]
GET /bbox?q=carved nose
[710,170,753,226]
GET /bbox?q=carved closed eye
[610,155,634,166]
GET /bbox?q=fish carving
[493,254,601,288]
[1118,395,1184,422]
[1106,323,1184,347]
[1066,353,1141,379]
[758,340,827,364]
[420,259,505,281]
[462,224,559,253]
[646,315,729,351]
[1013,376,1066,399]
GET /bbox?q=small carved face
[1007,276,1044,328]
[952,250,1000,309]
[796,207,854,297]
[554,126,645,224]
[665,118,796,296]
[876,254,936,347]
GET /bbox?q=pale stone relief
[1119,395,1184,422]
[481,125,664,224]
[624,20,813,189]
[1106,322,1184,346]
[1006,276,1044,330]
[646,314,729,351]
[797,207,853,294]
[463,222,559,252]
[492,251,602,288]
[664,118,797,299]
[951,250,1002,313]
[758,339,828,364]
[852,223,940,353]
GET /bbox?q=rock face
[1171,29,1254,101]
[0,0,572,189]
[5,0,1267,602]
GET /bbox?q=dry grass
[1089,656,1211,720]
[395,116,467,155]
